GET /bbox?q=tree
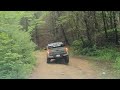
[0,11,36,79]
[113,11,119,45]
[102,11,108,39]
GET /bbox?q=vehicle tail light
[47,49,51,54]
[64,47,68,52]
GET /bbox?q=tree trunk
[109,11,113,29]
[113,11,119,45]
[102,11,108,39]
[105,12,109,30]
[93,11,100,32]
[60,24,69,45]
[75,12,80,39]
[84,12,92,46]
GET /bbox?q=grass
[70,46,120,78]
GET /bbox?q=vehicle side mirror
[62,44,65,47]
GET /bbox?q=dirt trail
[29,51,115,79]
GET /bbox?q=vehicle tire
[47,58,51,63]
[64,56,69,65]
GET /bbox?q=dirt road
[29,51,116,79]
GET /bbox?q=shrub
[0,29,36,79]
[72,40,83,55]
[72,40,120,62]
[113,57,120,69]
[72,40,97,56]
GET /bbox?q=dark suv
[45,42,69,64]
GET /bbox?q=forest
[1,11,120,79]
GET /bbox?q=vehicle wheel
[47,58,51,63]
[64,56,69,65]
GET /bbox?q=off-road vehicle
[45,42,69,64]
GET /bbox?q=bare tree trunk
[84,12,92,46]
[76,12,85,45]
[56,11,69,45]
[102,11,108,39]
[113,11,119,45]
[60,24,69,45]
[109,11,113,29]
[75,12,80,39]
[35,26,40,47]
[93,11,100,32]
[105,13,109,30]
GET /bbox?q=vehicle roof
[48,42,63,47]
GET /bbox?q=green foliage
[113,57,120,69]
[72,40,97,55]
[72,39,120,61]
[0,29,36,79]
[94,48,119,61]
[80,47,97,56]
[72,40,82,55]
[0,11,36,79]
[56,15,70,26]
